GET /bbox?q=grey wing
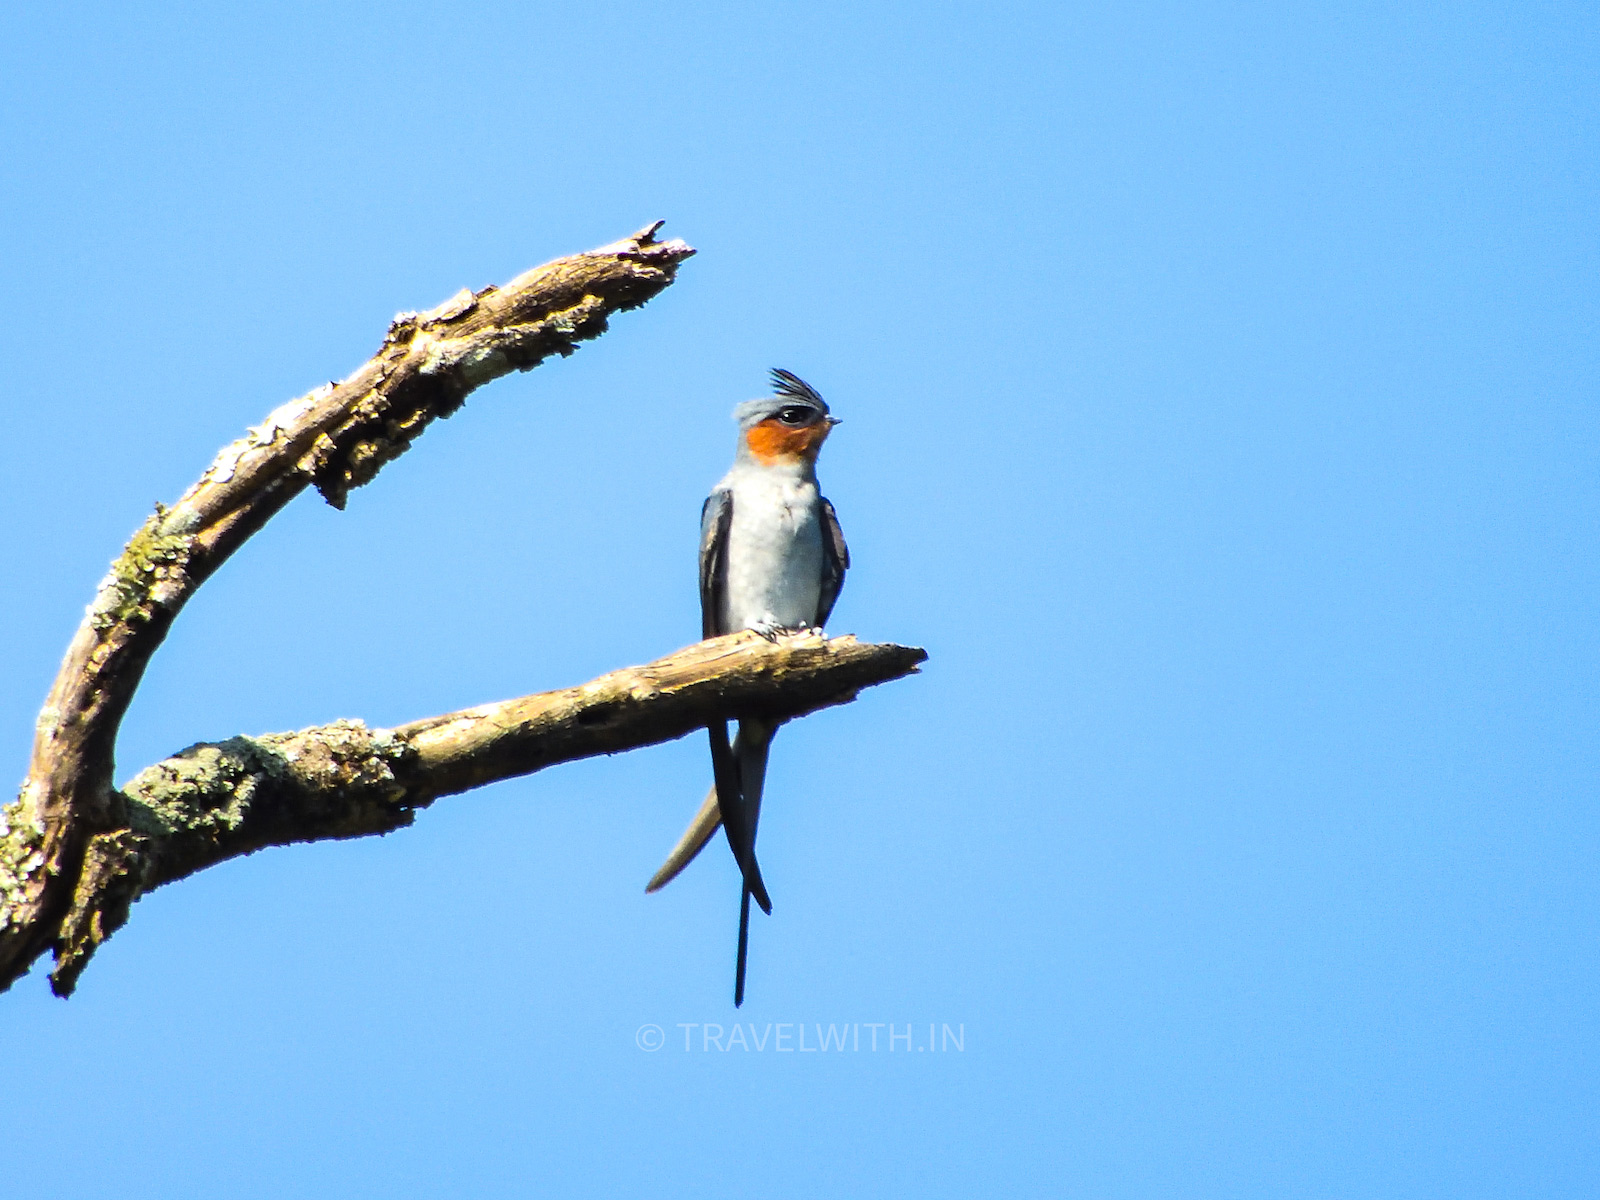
[815,497,849,628]
[700,489,734,639]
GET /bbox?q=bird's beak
[826,416,842,426]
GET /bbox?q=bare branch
[48,632,926,996]
[1,225,695,992]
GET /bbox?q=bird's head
[734,369,841,466]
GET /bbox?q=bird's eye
[777,406,812,426]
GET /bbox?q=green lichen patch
[0,794,47,931]
[51,828,154,997]
[90,508,196,632]
[120,720,419,875]
[122,736,277,840]
[47,721,424,992]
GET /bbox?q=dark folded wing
[816,497,850,627]
[699,486,772,912]
[699,489,734,639]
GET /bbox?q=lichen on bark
[0,798,46,933]
[48,719,422,996]
[90,507,196,632]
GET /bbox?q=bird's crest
[769,368,828,412]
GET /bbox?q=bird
[646,368,849,1007]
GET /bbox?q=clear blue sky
[3,2,1596,1196]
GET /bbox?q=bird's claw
[749,620,818,643]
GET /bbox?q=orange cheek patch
[746,419,832,464]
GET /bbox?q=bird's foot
[749,620,819,643]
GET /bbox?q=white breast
[721,466,825,633]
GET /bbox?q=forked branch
[1,224,926,999]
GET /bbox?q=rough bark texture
[48,632,925,996]
[1,224,697,994]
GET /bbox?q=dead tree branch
[5,222,927,999]
[3,224,703,993]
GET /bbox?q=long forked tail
[647,721,781,898]
[645,785,721,893]
[731,720,773,1006]
[734,885,753,1006]
[641,719,776,1007]
[709,721,772,914]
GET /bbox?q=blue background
[3,2,1596,1195]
